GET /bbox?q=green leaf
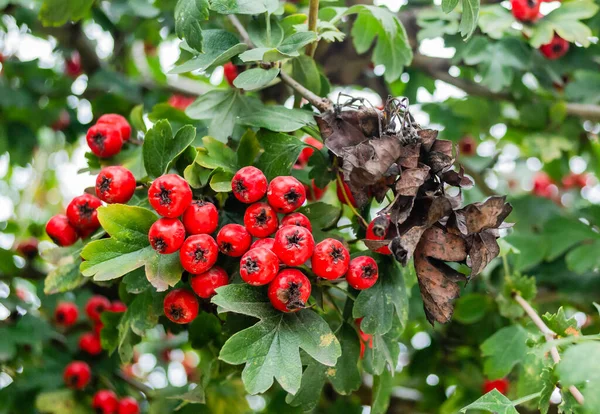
[210,0,279,15]
[557,342,600,385]
[565,70,600,105]
[460,389,518,414]
[542,307,579,338]
[210,169,235,192]
[453,293,490,324]
[39,0,93,27]
[95,205,156,245]
[249,15,284,48]
[189,312,222,348]
[297,202,341,242]
[233,68,280,91]
[327,323,361,395]
[42,245,85,294]
[565,240,600,274]
[442,0,480,40]
[167,384,206,405]
[236,129,260,167]
[372,369,393,414]
[238,106,315,133]
[496,273,537,319]
[291,55,321,95]
[35,390,88,414]
[130,104,146,133]
[481,325,529,379]
[542,217,598,261]
[175,0,210,53]
[255,130,307,180]
[238,33,317,62]
[285,361,327,411]
[145,252,184,291]
[143,121,196,178]
[195,136,238,173]
[477,5,515,40]
[538,367,556,414]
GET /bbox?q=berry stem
[336,174,368,227]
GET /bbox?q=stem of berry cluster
[336,174,368,227]
[305,0,320,57]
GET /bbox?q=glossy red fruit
[273,225,315,266]
[281,212,312,232]
[16,237,38,258]
[336,179,357,207]
[240,248,280,286]
[118,397,140,414]
[458,136,477,156]
[182,200,219,235]
[179,234,219,274]
[92,390,119,414]
[110,301,127,313]
[55,302,79,327]
[66,194,102,231]
[297,136,323,166]
[540,34,570,60]
[231,166,268,204]
[217,224,252,257]
[163,289,199,324]
[267,176,306,213]
[63,361,91,390]
[190,266,229,298]
[511,0,540,22]
[223,62,239,86]
[250,238,275,252]
[346,256,379,290]
[268,269,311,312]
[168,94,195,111]
[97,114,131,141]
[311,239,350,280]
[51,110,70,131]
[304,180,327,202]
[366,215,392,255]
[96,166,136,204]
[65,52,82,78]
[79,332,102,355]
[562,172,588,189]
[46,215,79,246]
[86,295,111,323]
[244,202,279,238]
[149,218,186,254]
[483,378,509,395]
[86,123,123,158]
[148,174,193,218]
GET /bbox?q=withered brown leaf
[467,230,500,276]
[418,129,438,152]
[316,112,368,157]
[397,142,421,169]
[395,165,430,196]
[441,166,474,188]
[447,196,513,235]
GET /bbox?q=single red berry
[92,389,119,414]
[336,179,358,207]
[267,176,306,213]
[483,378,509,395]
[346,256,379,290]
[51,110,70,131]
[533,172,556,199]
[110,301,127,313]
[273,225,315,266]
[179,234,219,274]
[540,34,570,60]
[46,215,79,246]
[458,136,477,156]
[268,269,311,312]
[250,238,276,252]
[281,212,312,232]
[304,180,327,202]
[168,94,195,111]
[79,332,102,355]
[118,397,140,414]
[66,194,102,231]
[562,172,588,189]
[96,166,136,204]
[366,215,392,255]
[86,123,123,158]
[190,266,229,298]
[231,166,268,204]
[510,0,540,22]
[297,136,323,166]
[182,200,219,235]
[65,52,82,78]
[240,247,280,286]
[15,237,38,259]
[63,361,91,390]
[163,289,199,324]
[86,295,111,323]
[97,114,131,141]
[312,238,350,280]
[148,174,193,218]
[223,62,239,86]
[55,302,79,327]
[149,218,186,254]
[217,224,252,257]
[244,202,279,238]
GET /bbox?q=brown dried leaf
[397,142,421,169]
[390,195,415,225]
[316,112,367,157]
[467,230,500,276]
[395,165,430,196]
[441,166,474,188]
[447,196,513,235]
[418,129,438,152]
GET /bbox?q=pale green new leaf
[460,389,519,413]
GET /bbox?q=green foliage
[175,0,210,53]
[255,130,308,180]
[143,120,196,178]
[460,389,518,413]
[442,0,480,40]
[481,325,530,379]
[38,0,94,27]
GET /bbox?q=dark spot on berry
[242,257,259,274]
[153,237,167,253]
[98,175,112,193]
[192,247,208,263]
[527,0,536,7]
[158,186,172,205]
[69,374,79,387]
[56,311,65,322]
[330,246,345,263]
[553,43,563,53]
[233,179,246,195]
[362,265,376,279]
[92,133,105,150]
[255,209,269,226]
[96,407,104,414]
[78,202,95,219]
[220,242,232,254]
[284,282,305,311]
[286,230,304,248]
[192,200,207,207]
[168,304,184,321]
[284,188,301,205]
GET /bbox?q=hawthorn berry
[63,361,91,390]
[92,390,119,414]
[46,215,79,246]
[562,172,588,189]
[231,166,268,204]
[97,114,131,141]
[179,234,219,274]
[281,212,312,232]
[483,378,509,395]
[250,237,275,252]
[244,202,279,238]
[273,225,315,266]
[532,172,556,199]
[223,62,239,86]
[217,224,252,257]
[311,239,350,280]
[65,52,82,78]
[458,136,477,156]
[190,266,229,298]
[15,237,38,259]
[366,215,392,255]
[163,288,199,324]
[110,301,127,313]
[268,269,311,312]
[267,176,306,213]
[346,256,379,290]
[240,248,280,286]
[94,322,104,337]
[182,200,219,235]
[79,332,102,355]
[55,302,79,327]
[86,123,123,158]
[96,166,136,204]
[51,110,70,131]
[336,179,357,207]
[86,295,111,323]
[149,218,186,254]
[118,397,140,414]
[304,180,327,202]
[510,0,540,22]
[540,34,570,60]
[168,94,195,111]
[297,136,323,166]
[148,174,193,218]
[66,194,102,231]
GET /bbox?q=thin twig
[305,0,320,57]
[280,70,333,112]
[336,174,368,227]
[227,15,253,47]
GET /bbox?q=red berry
[250,237,276,251]
[240,248,280,286]
[118,397,140,414]
[65,52,82,78]
[244,202,279,238]
[51,110,70,131]
[86,123,123,158]
[182,200,219,235]
[79,332,102,355]
[231,166,268,204]
[15,237,38,258]
[96,166,136,204]
[63,361,91,390]
[311,238,350,280]
[148,174,193,218]
[86,295,111,323]
[217,224,252,257]
[223,62,239,86]
[336,179,357,207]
[366,215,392,255]
[273,225,315,266]
[356,318,373,359]
[562,172,588,189]
[149,218,186,254]
[94,322,104,337]
[458,136,477,156]
[540,34,570,60]
[179,234,219,274]
[163,289,199,324]
[268,269,311,312]
[267,176,306,213]
[46,215,79,246]
[483,378,509,395]
[190,266,229,298]
[92,390,119,414]
[304,180,327,202]
[97,114,131,141]
[66,194,102,231]
[281,212,312,232]
[346,256,379,290]
[168,94,195,111]
[110,301,127,312]
[533,172,556,199]
[510,0,540,22]
[55,302,79,327]
[297,136,323,166]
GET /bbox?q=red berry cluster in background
[86,114,132,158]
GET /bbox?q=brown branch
[227,15,253,47]
[305,0,320,57]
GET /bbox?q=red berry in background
[96,166,137,204]
[190,266,229,298]
[63,361,91,390]
[168,94,195,111]
[562,172,588,189]
[336,179,358,207]
[281,212,312,232]
[510,0,540,22]
[273,225,315,266]
[51,110,70,131]
[15,237,38,259]
[55,302,79,327]
[532,172,556,199]
[223,62,239,86]
[217,224,252,257]
[92,390,119,414]
[94,322,104,337]
[65,52,82,78]
[346,256,379,290]
[483,378,509,395]
[66,194,102,231]
[251,237,276,252]
[86,295,111,323]
[356,318,373,359]
[268,269,311,312]
[148,174,193,218]
[86,124,123,158]
[110,301,127,313]
[118,397,140,414]
[312,238,350,280]
[240,247,280,286]
[182,200,219,235]
[231,166,268,204]
[366,215,392,255]
[163,289,199,324]
[79,332,102,355]
[540,34,570,60]
[458,136,477,156]
[304,180,327,202]
[297,136,323,166]
[244,202,279,238]
[149,218,186,254]
[97,114,131,141]
[46,214,79,246]
[267,176,306,213]
[179,234,219,274]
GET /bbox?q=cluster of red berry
[86,114,132,158]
